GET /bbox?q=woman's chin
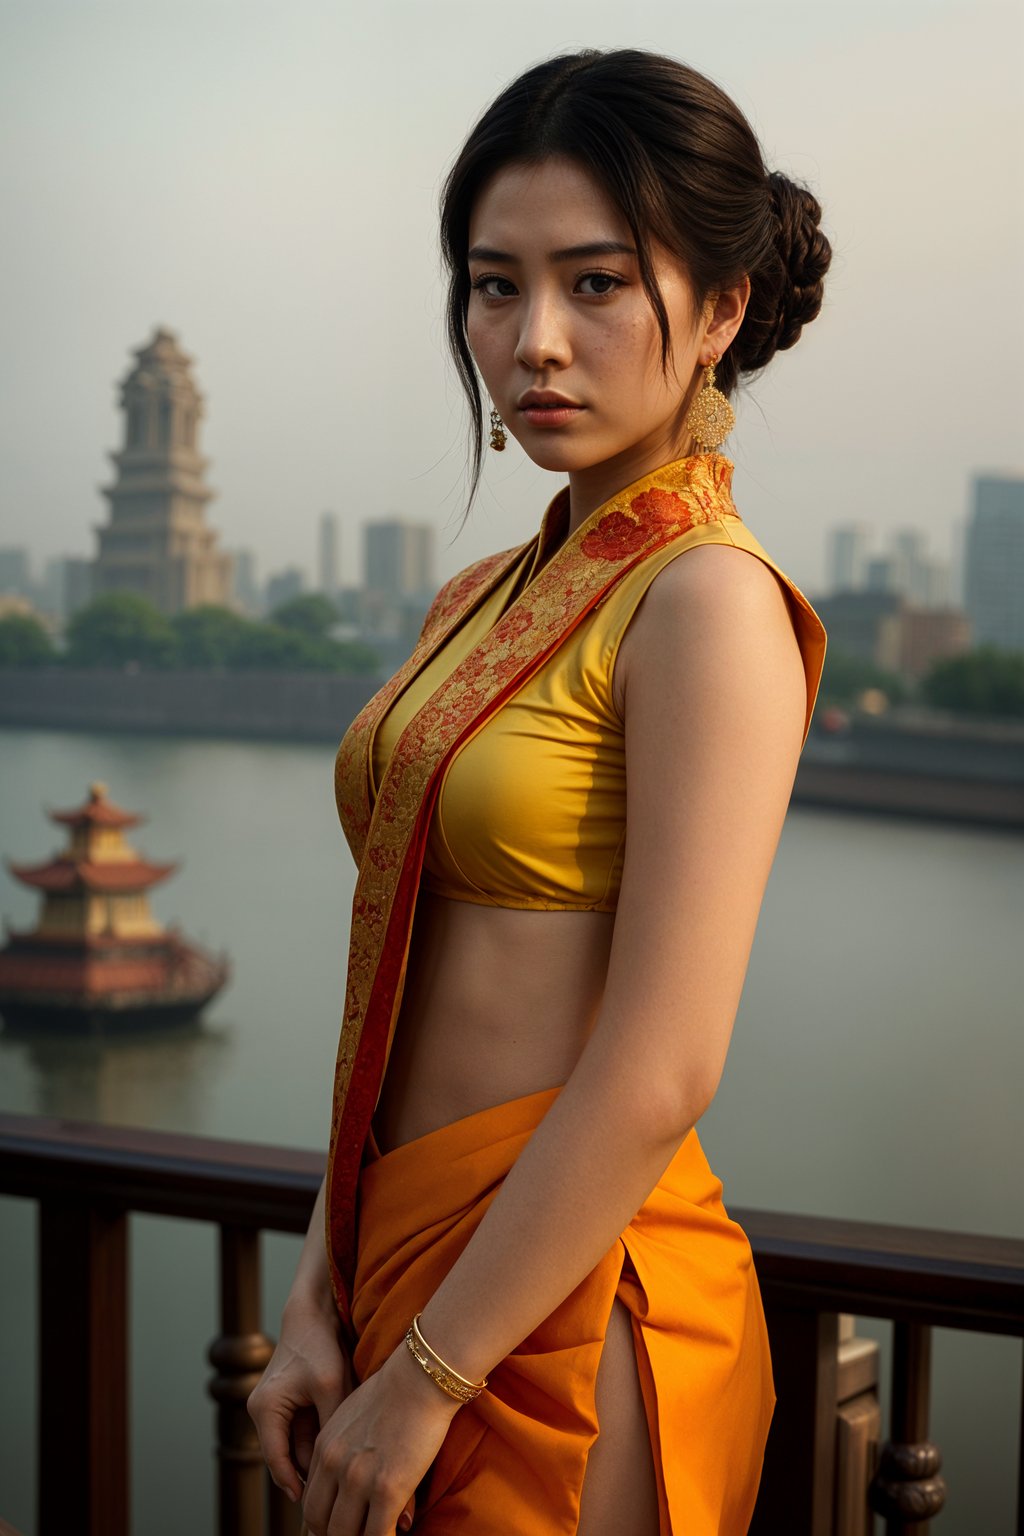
[512,436,611,475]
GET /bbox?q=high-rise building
[91,326,233,615]
[949,516,967,607]
[889,529,928,605]
[865,555,900,594]
[40,557,64,617]
[265,566,305,613]
[364,519,435,599]
[827,523,955,610]
[920,560,952,608]
[37,556,94,621]
[63,559,95,619]
[360,519,437,669]
[228,548,261,616]
[812,590,906,665]
[827,525,870,593]
[0,547,31,596]
[964,474,1024,653]
[319,511,340,603]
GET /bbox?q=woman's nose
[513,295,572,371]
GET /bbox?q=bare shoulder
[596,542,811,1128]
[612,541,804,722]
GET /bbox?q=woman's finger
[362,1482,410,1536]
[302,1473,365,1536]
[250,1402,304,1501]
[292,1404,319,1477]
[398,1492,416,1531]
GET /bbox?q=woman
[249,46,831,1536]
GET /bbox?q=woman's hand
[301,1336,462,1536]
[247,1294,356,1504]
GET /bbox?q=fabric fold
[350,1087,775,1535]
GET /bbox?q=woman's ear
[705,275,750,359]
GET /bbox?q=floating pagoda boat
[0,781,230,1031]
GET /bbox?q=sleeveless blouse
[350,484,827,914]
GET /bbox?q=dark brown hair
[439,47,832,511]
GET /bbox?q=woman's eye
[470,275,517,300]
[577,271,623,296]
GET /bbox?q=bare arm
[248,1169,354,1504]
[416,545,808,1382]
[285,1171,336,1321]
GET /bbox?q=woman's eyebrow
[467,240,638,263]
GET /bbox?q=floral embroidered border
[325,452,742,1339]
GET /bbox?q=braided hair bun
[733,171,833,377]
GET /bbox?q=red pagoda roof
[48,780,143,830]
[7,856,178,894]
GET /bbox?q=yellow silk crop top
[359,490,827,915]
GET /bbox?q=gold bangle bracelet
[403,1313,488,1405]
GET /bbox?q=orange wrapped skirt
[349,1086,775,1535]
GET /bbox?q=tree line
[0,592,380,674]
[816,644,1024,719]
[1,593,1022,716]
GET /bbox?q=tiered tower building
[91,326,233,615]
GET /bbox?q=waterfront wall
[802,711,1024,783]
[794,761,1024,828]
[0,666,378,744]
[1,669,1022,827]
[797,709,1024,828]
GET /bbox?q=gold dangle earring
[488,407,507,452]
[684,354,735,454]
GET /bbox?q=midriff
[370,890,616,1155]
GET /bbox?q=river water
[0,727,1021,1534]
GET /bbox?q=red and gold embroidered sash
[326,451,742,1342]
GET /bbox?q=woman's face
[466,155,721,481]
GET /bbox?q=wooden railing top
[1,1110,1021,1332]
[732,1205,1024,1335]
[0,1110,323,1233]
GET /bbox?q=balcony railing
[1,1110,1021,1536]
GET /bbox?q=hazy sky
[1,0,1021,596]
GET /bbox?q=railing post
[1018,1349,1023,1536]
[751,1304,839,1536]
[869,1320,947,1533]
[38,1197,129,1536]
[834,1313,881,1536]
[207,1224,275,1536]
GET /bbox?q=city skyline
[7,465,1018,612]
[1,311,1008,620]
[1,1,1021,600]
[0,403,1009,611]
[0,495,985,609]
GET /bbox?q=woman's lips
[519,405,585,428]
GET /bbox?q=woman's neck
[565,429,699,534]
